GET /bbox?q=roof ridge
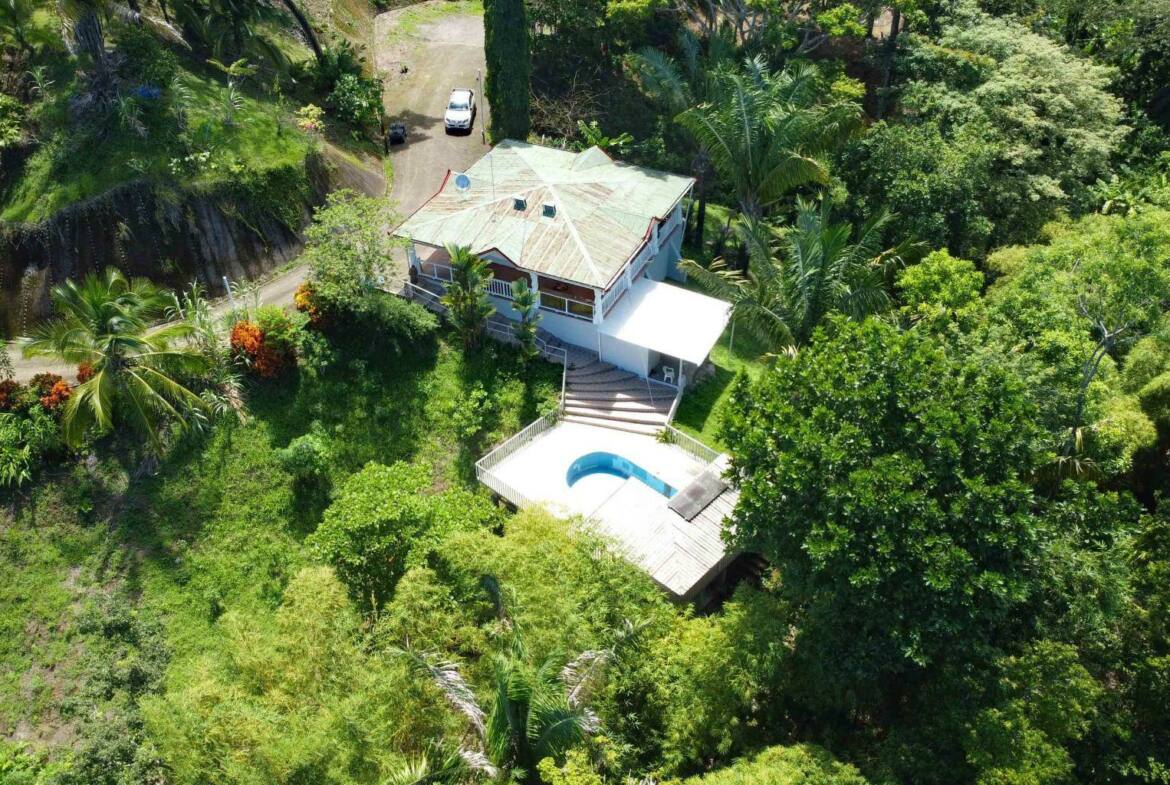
[544,180,602,286]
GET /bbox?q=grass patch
[387,0,483,44]
[672,324,769,451]
[672,201,769,450]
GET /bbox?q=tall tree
[722,317,1047,714]
[483,0,530,141]
[21,268,209,450]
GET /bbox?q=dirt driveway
[376,3,491,218]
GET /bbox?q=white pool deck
[486,421,738,599]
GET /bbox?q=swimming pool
[566,451,678,498]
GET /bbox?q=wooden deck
[586,455,738,600]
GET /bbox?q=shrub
[255,305,304,355]
[448,383,491,441]
[306,461,499,610]
[327,73,383,129]
[0,95,25,149]
[0,408,63,488]
[230,311,304,379]
[295,103,325,135]
[77,361,96,383]
[679,744,870,785]
[0,379,23,411]
[294,281,327,327]
[276,423,332,484]
[117,24,178,87]
[230,320,263,358]
[352,293,439,353]
[299,41,365,93]
[40,379,72,412]
[26,373,71,412]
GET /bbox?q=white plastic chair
[663,366,676,386]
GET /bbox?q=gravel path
[6,2,488,382]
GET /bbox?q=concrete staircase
[562,358,676,435]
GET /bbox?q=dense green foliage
[484,0,531,141]
[680,744,870,785]
[307,460,499,610]
[4,0,1170,784]
[724,317,1045,708]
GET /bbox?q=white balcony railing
[601,276,629,316]
[420,262,454,283]
[539,292,594,321]
[487,278,515,299]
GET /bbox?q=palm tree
[510,278,540,362]
[401,639,608,784]
[21,269,209,450]
[441,245,495,350]
[675,57,862,222]
[683,199,911,348]
[626,28,735,245]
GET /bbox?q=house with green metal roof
[396,140,731,391]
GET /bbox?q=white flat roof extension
[599,279,731,366]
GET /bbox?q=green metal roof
[397,140,694,289]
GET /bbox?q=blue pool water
[566,451,678,498]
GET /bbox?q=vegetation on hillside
[0,0,387,224]
[2,0,1170,784]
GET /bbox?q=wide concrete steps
[562,358,677,433]
[562,414,663,436]
[566,369,646,386]
[563,394,672,414]
[562,402,670,426]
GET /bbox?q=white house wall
[536,308,601,349]
[600,334,650,376]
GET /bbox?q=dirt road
[377,5,491,219]
[6,2,487,382]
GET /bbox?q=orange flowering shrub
[40,380,72,411]
[230,319,290,378]
[294,282,328,328]
[77,362,96,383]
[29,373,63,395]
[230,320,263,356]
[27,373,71,412]
[0,379,23,411]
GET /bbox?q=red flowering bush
[40,380,72,411]
[27,373,72,413]
[0,379,23,411]
[77,362,96,383]
[231,317,295,379]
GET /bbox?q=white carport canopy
[598,279,732,365]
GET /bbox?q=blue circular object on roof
[454,173,471,191]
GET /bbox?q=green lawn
[0,324,558,744]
